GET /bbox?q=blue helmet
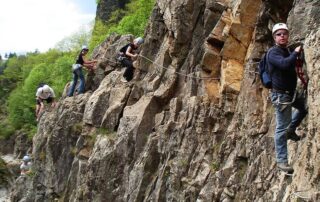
[23,155,31,162]
[134,37,144,45]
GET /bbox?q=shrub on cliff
[90,0,155,49]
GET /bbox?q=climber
[119,37,144,82]
[68,45,97,96]
[268,23,308,173]
[36,84,56,121]
[20,155,32,176]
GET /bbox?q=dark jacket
[120,43,137,60]
[76,53,84,65]
[268,45,299,93]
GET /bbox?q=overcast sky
[0,0,97,57]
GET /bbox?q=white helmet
[23,155,30,162]
[272,23,289,35]
[133,37,144,45]
[81,45,89,50]
[42,85,50,92]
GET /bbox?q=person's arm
[82,56,97,70]
[51,98,56,108]
[83,59,97,64]
[36,97,45,121]
[125,46,137,58]
[268,47,300,70]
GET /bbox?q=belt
[272,89,293,95]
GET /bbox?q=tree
[8,53,17,58]
[55,24,94,52]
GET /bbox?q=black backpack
[119,44,130,54]
[117,44,130,62]
[258,50,272,89]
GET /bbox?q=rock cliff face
[10,0,320,201]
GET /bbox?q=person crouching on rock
[119,37,144,83]
[35,84,56,122]
[20,155,32,176]
[68,45,97,96]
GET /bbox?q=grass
[210,160,220,172]
[39,151,46,161]
[71,123,83,134]
[96,127,117,141]
[70,146,77,157]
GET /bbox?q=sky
[0,0,97,57]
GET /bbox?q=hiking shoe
[277,162,294,173]
[286,129,303,142]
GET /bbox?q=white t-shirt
[20,162,32,175]
[36,85,55,99]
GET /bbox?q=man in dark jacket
[268,23,308,173]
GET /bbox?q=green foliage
[0,0,156,138]
[55,24,94,52]
[97,127,111,135]
[7,50,73,129]
[26,170,35,177]
[0,49,87,138]
[0,120,15,139]
[210,161,220,172]
[108,0,155,35]
[90,0,155,48]
[24,124,37,140]
[72,122,83,134]
[0,158,10,186]
[70,146,78,157]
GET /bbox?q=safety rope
[138,54,220,80]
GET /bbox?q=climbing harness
[274,91,297,105]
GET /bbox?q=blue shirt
[267,45,298,93]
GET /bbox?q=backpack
[119,44,130,54]
[117,44,130,62]
[258,50,272,89]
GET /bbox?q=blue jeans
[271,92,307,163]
[68,68,85,96]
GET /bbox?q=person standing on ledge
[268,23,308,173]
[119,37,144,83]
[68,45,97,97]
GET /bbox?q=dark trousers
[121,58,134,81]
